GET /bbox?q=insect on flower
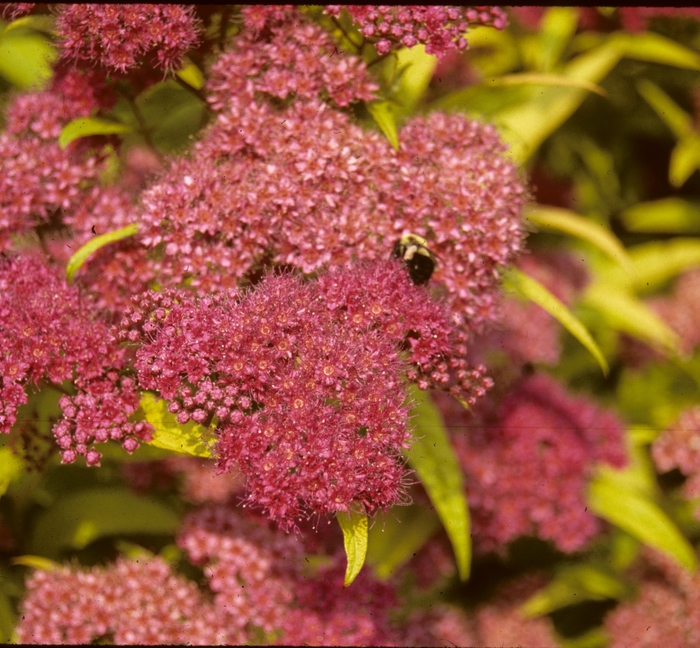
[391,233,438,285]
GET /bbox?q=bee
[391,233,438,285]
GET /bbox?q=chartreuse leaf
[670,135,700,188]
[619,198,700,234]
[175,58,205,90]
[0,24,55,88]
[367,504,441,580]
[0,449,23,498]
[497,41,621,162]
[0,589,13,644]
[367,101,399,150]
[588,470,697,572]
[627,238,700,294]
[337,509,368,586]
[526,205,633,273]
[405,387,470,580]
[59,117,133,149]
[612,31,700,71]
[485,73,607,97]
[29,488,179,558]
[392,44,438,112]
[65,224,139,282]
[11,555,59,571]
[140,393,215,458]
[637,79,693,139]
[504,268,609,375]
[521,563,630,617]
[537,7,580,72]
[583,284,680,355]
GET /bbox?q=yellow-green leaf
[628,238,700,293]
[65,224,139,282]
[59,117,133,149]
[504,268,609,375]
[405,387,470,580]
[393,44,438,111]
[636,80,693,139]
[367,101,399,150]
[526,205,633,273]
[486,73,607,97]
[11,555,59,571]
[0,26,55,88]
[613,31,700,71]
[0,449,23,498]
[583,283,680,355]
[337,509,368,586]
[367,505,441,580]
[670,136,700,188]
[140,392,215,458]
[619,198,700,234]
[175,59,205,90]
[588,471,697,572]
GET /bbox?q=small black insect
[391,233,438,285]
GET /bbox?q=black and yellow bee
[391,233,438,285]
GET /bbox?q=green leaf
[405,387,470,580]
[2,14,55,35]
[0,25,56,88]
[392,44,438,112]
[29,487,180,558]
[636,80,693,139]
[367,505,441,580]
[670,136,700,187]
[175,59,205,90]
[485,72,607,97]
[588,471,697,572]
[612,31,700,71]
[59,117,133,149]
[367,101,399,150]
[521,564,629,617]
[65,224,139,283]
[337,510,368,586]
[526,205,633,273]
[619,198,700,234]
[0,449,23,498]
[497,41,621,162]
[537,7,580,72]
[504,268,609,375]
[583,284,680,355]
[11,555,59,571]
[628,238,700,293]
[140,393,215,458]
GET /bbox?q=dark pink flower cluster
[652,407,700,517]
[16,556,238,644]
[325,5,508,57]
[118,263,457,527]
[650,269,700,357]
[142,16,526,331]
[178,504,398,645]
[0,68,113,251]
[0,254,151,466]
[605,548,700,648]
[483,250,589,367]
[54,4,202,74]
[0,3,34,20]
[438,373,627,553]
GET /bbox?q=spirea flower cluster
[325,5,508,57]
[438,373,627,553]
[117,261,481,527]
[54,4,202,73]
[0,254,151,465]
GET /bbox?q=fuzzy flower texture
[118,261,486,529]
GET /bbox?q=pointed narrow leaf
[619,198,700,234]
[367,505,441,579]
[405,387,470,580]
[393,44,438,111]
[11,555,59,571]
[367,101,399,150]
[140,393,215,458]
[526,206,633,272]
[337,510,368,586]
[588,471,697,571]
[627,238,700,293]
[583,284,680,355]
[0,449,23,498]
[487,73,607,97]
[59,117,133,149]
[65,224,139,282]
[504,268,609,375]
[670,136,700,187]
[636,80,693,139]
[175,59,205,90]
[614,31,700,71]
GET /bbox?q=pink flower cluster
[439,373,627,553]
[141,10,526,334]
[652,407,700,518]
[54,4,202,73]
[178,505,399,645]
[117,261,489,527]
[325,5,508,57]
[0,254,151,466]
[0,68,113,251]
[605,548,700,648]
[15,555,239,644]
